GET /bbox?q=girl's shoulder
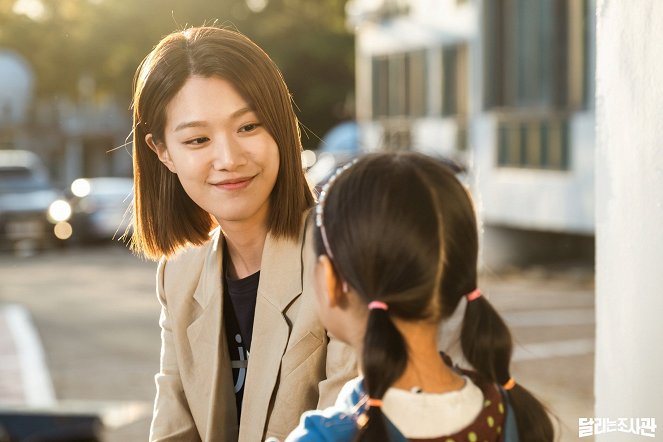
[454,370,520,442]
[286,373,518,442]
[285,378,412,442]
[285,377,364,442]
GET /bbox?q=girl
[131,26,354,441]
[287,152,554,441]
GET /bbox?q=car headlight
[48,199,72,223]
[71,178,91,197]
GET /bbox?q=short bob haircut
[130,26,315,260]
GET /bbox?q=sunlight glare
[301,150,317,169]
[54,221,73,240]
[246,0,268,13]
[12,0,46,21]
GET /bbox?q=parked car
[0,149,72,253]
[65,177,133,243]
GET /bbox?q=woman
[131,26,354,441]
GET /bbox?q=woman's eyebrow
[229,107,253,119]
[173,107,254,132]
[174,120,207,132]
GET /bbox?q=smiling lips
[213,176,254,190]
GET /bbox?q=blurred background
[0,0,597,440]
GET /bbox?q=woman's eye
[185,137,209,145]
[239,123,260,133]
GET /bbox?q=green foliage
[0,0,354,147]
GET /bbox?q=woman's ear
[318,255,345,308]
[145,134,176,173]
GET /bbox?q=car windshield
[0,166,52,193]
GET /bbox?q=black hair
[314,152,553,441]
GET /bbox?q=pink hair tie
[466,289,482,302]
[368,301,389,311]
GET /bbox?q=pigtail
[507,383,555,442]
[461,297,554,441]
[355,308,408,442]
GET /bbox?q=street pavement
[0,244,159,441]
[0,245,595,441]
[482,266,595,442]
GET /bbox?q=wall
[595,0,663,434]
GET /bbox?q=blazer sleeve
[316,333,357,409]
[149,257,200,442]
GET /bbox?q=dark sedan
[0,150,71,254]
[66,177,133,243]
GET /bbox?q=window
[408,50,427,117]
[497,116,569,170]
[371,50,428,119]
[372,56,390,118]
[388,53,407,117]
[483,0,590,111]
[568,0,592,108]
[484,0,588,170]
[442,44,468,117]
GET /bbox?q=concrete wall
[595,0,663,434]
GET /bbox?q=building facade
[348,0,595,238]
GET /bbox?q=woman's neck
[220,219,269,280]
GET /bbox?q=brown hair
[130,26,314,260]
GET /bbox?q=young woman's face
[152,75,279,228]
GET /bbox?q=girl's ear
[146,134,176,173]
[319,255,344,308]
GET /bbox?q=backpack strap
[499,386,521,442]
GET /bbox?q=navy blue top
[223,252,259,422]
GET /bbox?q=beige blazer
[149,218,356,442]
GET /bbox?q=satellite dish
[0,50,35,126]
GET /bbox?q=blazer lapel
[184,230,238,440]
[238,226,305,440]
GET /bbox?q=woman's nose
[211,135,247,171]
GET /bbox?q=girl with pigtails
[286,152,554,442]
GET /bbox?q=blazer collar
[257,226,304,312]
[193,221,305,313]
[192,227,224,310]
